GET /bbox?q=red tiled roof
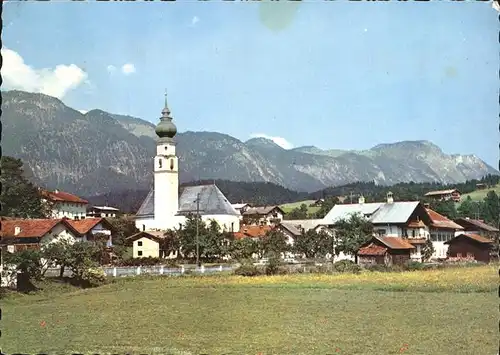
[358,243,387,256]
[1,219,65,238]
[426,209,464,230]
[234,225,272,239]
[42,190,88,204]
[65,218,107,235]
[376,236,415,250]
[446,233,493,245]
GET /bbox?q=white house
[231,203,251,216]
[87,206,120,218]
[242,206,285,226]
[322,193,463,261]
[65,217,115,247]
[134,93,241,234]
[41,189,88,220]
[126,231,166,258]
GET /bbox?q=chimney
[14,226,21,236]
[54,189,59,194]
[386,192,394,204]
[358,195,365,204]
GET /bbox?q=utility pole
[196,193,201,268]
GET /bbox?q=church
[134,93,241,234]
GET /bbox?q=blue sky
[2,1,498,166]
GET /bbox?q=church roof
[135,184,239,218]
[177,184,240,216]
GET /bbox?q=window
[376,229,386,236]
[159,159,162,168]
[138,241,143,246]
[142,224,146,231]
[138,251,143,256]
[231,222,234,232]
[170,159,174,170]
[412,230,415,238]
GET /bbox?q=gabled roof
[445,233,493,245]
[424,189,459,196]
[177,184,240,216]
[358,243,387,256]
[375,236,415,250]
[370,201,421,224]
[279,219,327,236]
[234,225,272,239]
[126,231,165,243]
[65,218,115,235]
[231,203,250,210]
[322,203,384,224]
[41,190,88,204]
[0,218,80,240]
[453,218,499,232]
[135,184,239,218]
[425,209,464,230]
[242,206,284,216]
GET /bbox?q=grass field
[2,265,498,354]
[460,184,500,203]
[280,199,320,214]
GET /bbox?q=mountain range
[2,90,497,196]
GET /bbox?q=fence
[43,264,237,278]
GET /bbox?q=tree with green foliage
[334,213,374,263]
[429,200,458,220]
[293,229,333,259]
[0,156,51,218]
[481,191,500,227]
[42,240,73,278]
[3,249,44,281]
[258,229,289,258]
[161,229,181,258]
[285,203,309,220]
[421,239,435,262]
[229,238,259,261]
[107,216,139,246]
[65,241,101,282]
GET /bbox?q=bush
[80,268,107,288]
[234,264,262,277]
[333,260,362,274]
[265,255,281,275]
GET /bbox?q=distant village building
[126,231,166,259]
[87,206,120,218]
[134,93,240,234]
[445,233,494,263]
[453,218,499,240]
[322,192,464,262]
[424,189,461,202]
[357,236,415,267]
[41,189,88,220]
[310,199,324,207]
[234,225,272,240]
[231,203,251,216]
[242,206,285,226]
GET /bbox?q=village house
[87,206,120,218]
[322,193,464,262]
[126,231,166,258]
[310,199,325,207]
[357,236,415,267]
[233,224,272,240]
[424,189,461,202]
[41,189,88,220]
[445,233,494,263]
[425,209,464,259]
[134,94,241,233]
[66,217,115,247]
[242,206,285,226]
[0,218,81,252]
[230,203,251,216]
[453,217,499,240]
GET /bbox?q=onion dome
[155,90,177,139]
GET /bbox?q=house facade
[322,193,463,262]
[242,206,285,226]
[445,233,493,263]
[453,218,499,240]
[357,236,415,266]
[126,231,165,258]
[87,206,120,218]
[66,217,115,247]
[41,189,88,220]
[424,189,461,202]
[0,218,81,252]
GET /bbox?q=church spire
[155,89,177,140]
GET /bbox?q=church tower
[153,91,179,227]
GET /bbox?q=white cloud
[107,65,116,73]
[1,48,88,99]
[191,16,200,26]
[250,133,294,149]
[121,63,136,75]
[78,109,88,114]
